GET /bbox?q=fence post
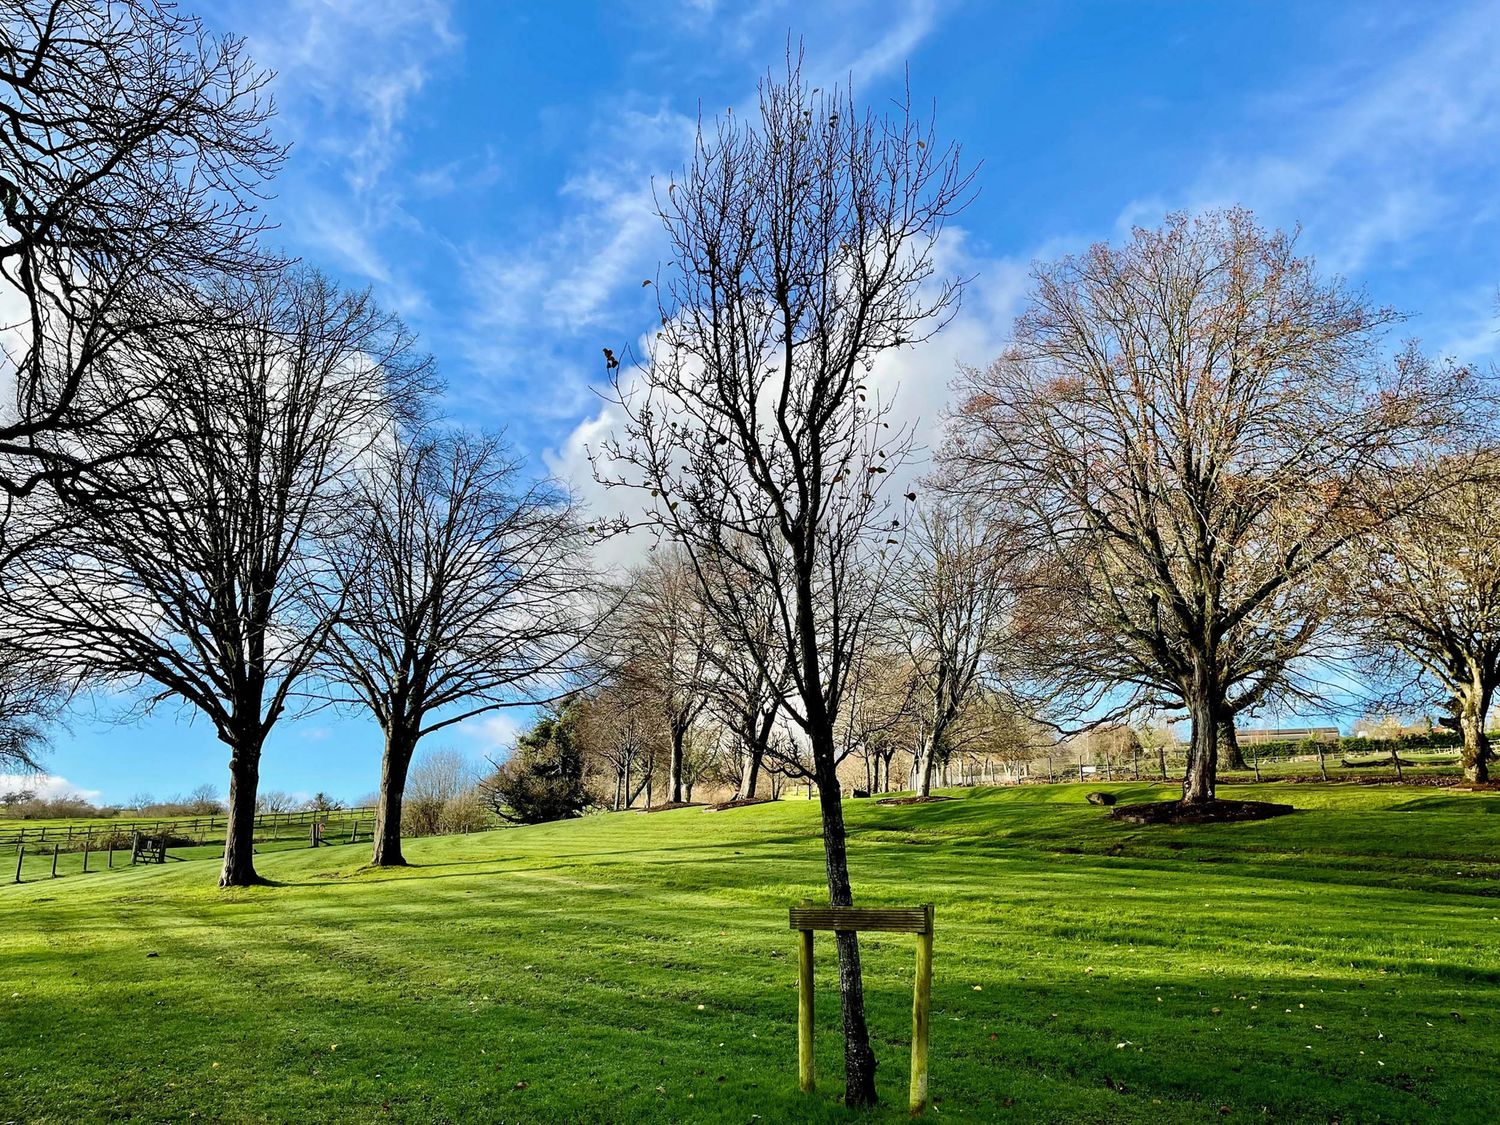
[14,845,23,883]
[909,903,935,1115]
[83,835,91,874]
[797,899,815,1093]
[131,830,139,865]
[51,843,59,878]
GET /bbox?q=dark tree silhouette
[0,0,282,499]
[322,430,590,866]
[7,270,425,886]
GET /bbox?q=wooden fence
[0,806,377,855]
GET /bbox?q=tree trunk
[813,734,877,1107]
[736,740,764,800]
[1182,681,1220,804]
[668,727,685,803]
[1459,690,1492,784]
[219,733,266,888]
[373,727,417,866]
[1218,720,1248,771]
[916,729,941,798]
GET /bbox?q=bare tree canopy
[596,51,971,1106]
[323,428,591,866]
[0,0,282,498]
[0,635,63,773]
[4,269,426,886]
[890,500,1037,797]
[1350,456,1500,782]
[607,549,714,805]
[945,209,1469,805]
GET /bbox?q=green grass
[2,783,1498,1123]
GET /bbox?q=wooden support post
[130,830,139,866]
[789,902,935,1110]
[108,843,114,869]
[51,843,59,878]
[83,837,91,873]
[910,903,935,1115]
[797,899,815,1093]
[14,845,23,883]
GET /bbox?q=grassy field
[2,782,1498,1123]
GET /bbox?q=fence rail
[0,806,378,854]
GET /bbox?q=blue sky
[24,0,1500,806]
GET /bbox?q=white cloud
[0,773,103,803]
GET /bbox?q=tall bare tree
[892,501,1032,797]
[946,210,1466,806]
[1351,459,1500,782]
[699,556,788,800]
[596,54,970,1104]
[6,270,423,885]
[323,430,589,866]
[612,550,714,805]
[0,0,281,499]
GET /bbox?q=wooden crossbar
[788,905,933,934]
[790,901,935,1114]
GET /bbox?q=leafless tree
[322,429,585,864]
[574,669,669,810]
[0,635,63,772]
[891,501,1033,796]
[401,748,480,837]
[610,550,714,805]
[4,269,425,886]
[322,429,590,865]
[1349,458,1500,782]
[0,1,282,500]
[698,553,789,800]
[946,209,1467,806]
[595,53,971,1103]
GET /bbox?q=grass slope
[2,783,1498,1123]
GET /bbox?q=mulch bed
[635,802,704,813]
[876,795,956,807]
[703,797,777,812]
[1110,798,1295,826]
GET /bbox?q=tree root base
[1110,798,1294,825]
[703,797,776,812]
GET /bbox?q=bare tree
[0,0,282,499]
[698,555,788,800]
[401,748,478,837]
[0,636,63,772]
[892,501,1031,797]
[5,270,423,886]
[573,667,667,810]
[612,550,714,805]
[322,429,589,866]
[596,54,970,1104]
[1350,459,1500,782]
[946,210,1466,806]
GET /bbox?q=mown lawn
[2,783,1498,1123]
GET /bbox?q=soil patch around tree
[876,795,956,807]
[635,802,704,813]
[1110,798,1294,825]
[703,797,777,812]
